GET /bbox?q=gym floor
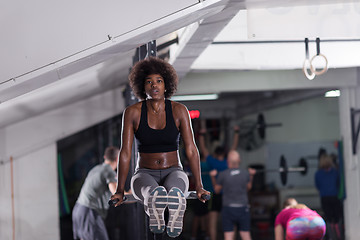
[182,208,274,240]
[60,200,342,240]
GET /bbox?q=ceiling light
[325,90,340,98]
[171,93,218,101]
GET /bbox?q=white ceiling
[0,0,359,127]
[192,3,360,70]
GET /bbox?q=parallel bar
[109,191,205,205]
[256,168,280,173]
[212,39,360,45]
[157,37,178,52]
[288,167,306,172]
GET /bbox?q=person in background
[72,146,121,240]
[315,154,342,239]
[198,126,240,240]
[210,150,256,240]
[274,198,326,240]
[190,153,213,240]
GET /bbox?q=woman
[315,154,342,239]
[110,57,209,238]
[274,198,326,240]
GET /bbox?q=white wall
[0,86,125,240]
[263,96,340,143]
[236,96,340,183]
[0,145,59,240]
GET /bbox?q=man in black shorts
[211,150,256,240]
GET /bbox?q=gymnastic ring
[302,59,315,80]
[310,53,328,76]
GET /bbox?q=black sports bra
[135,99,180,153]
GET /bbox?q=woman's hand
[196,187,211,203]
[110,192,125,207]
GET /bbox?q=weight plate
[257,113,266,139]
[280,155,288,186]
[299,158,308,176]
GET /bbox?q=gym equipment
[302,37,328,80]
[205,113,282,140]
[351,108,360,155]
[256,113,283,139]
[108,191,210,206]
[310,38,328,76]
[254,155,310,186]
[299,158,308,176]
[202,114,281,152]
[303,38,315,80]
[186,155,312,186]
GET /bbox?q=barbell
[186,155,312,187]
[253,155,309,186]
[204,113,282,140]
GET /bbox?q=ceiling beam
[176,68,358,95]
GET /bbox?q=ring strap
[303,38,315,80]
[316,37,320,55]
[304,38,310,59]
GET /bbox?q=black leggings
[321,196,342,223]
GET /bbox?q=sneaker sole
[148,186,168,234]
[167,187,186,238]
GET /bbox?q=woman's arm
[111,107,135,206]
[177,103,210,202]
[274,224,284,240]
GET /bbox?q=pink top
[275,208,321,228]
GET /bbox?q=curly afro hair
[128,57,178,100]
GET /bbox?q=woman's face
[144,74,165,100]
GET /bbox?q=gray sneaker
[166,187,186,238]
[148,186,168,234]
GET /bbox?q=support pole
[10,156,15,240]
[351,108,360,155]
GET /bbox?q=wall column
[339,68,360,240]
